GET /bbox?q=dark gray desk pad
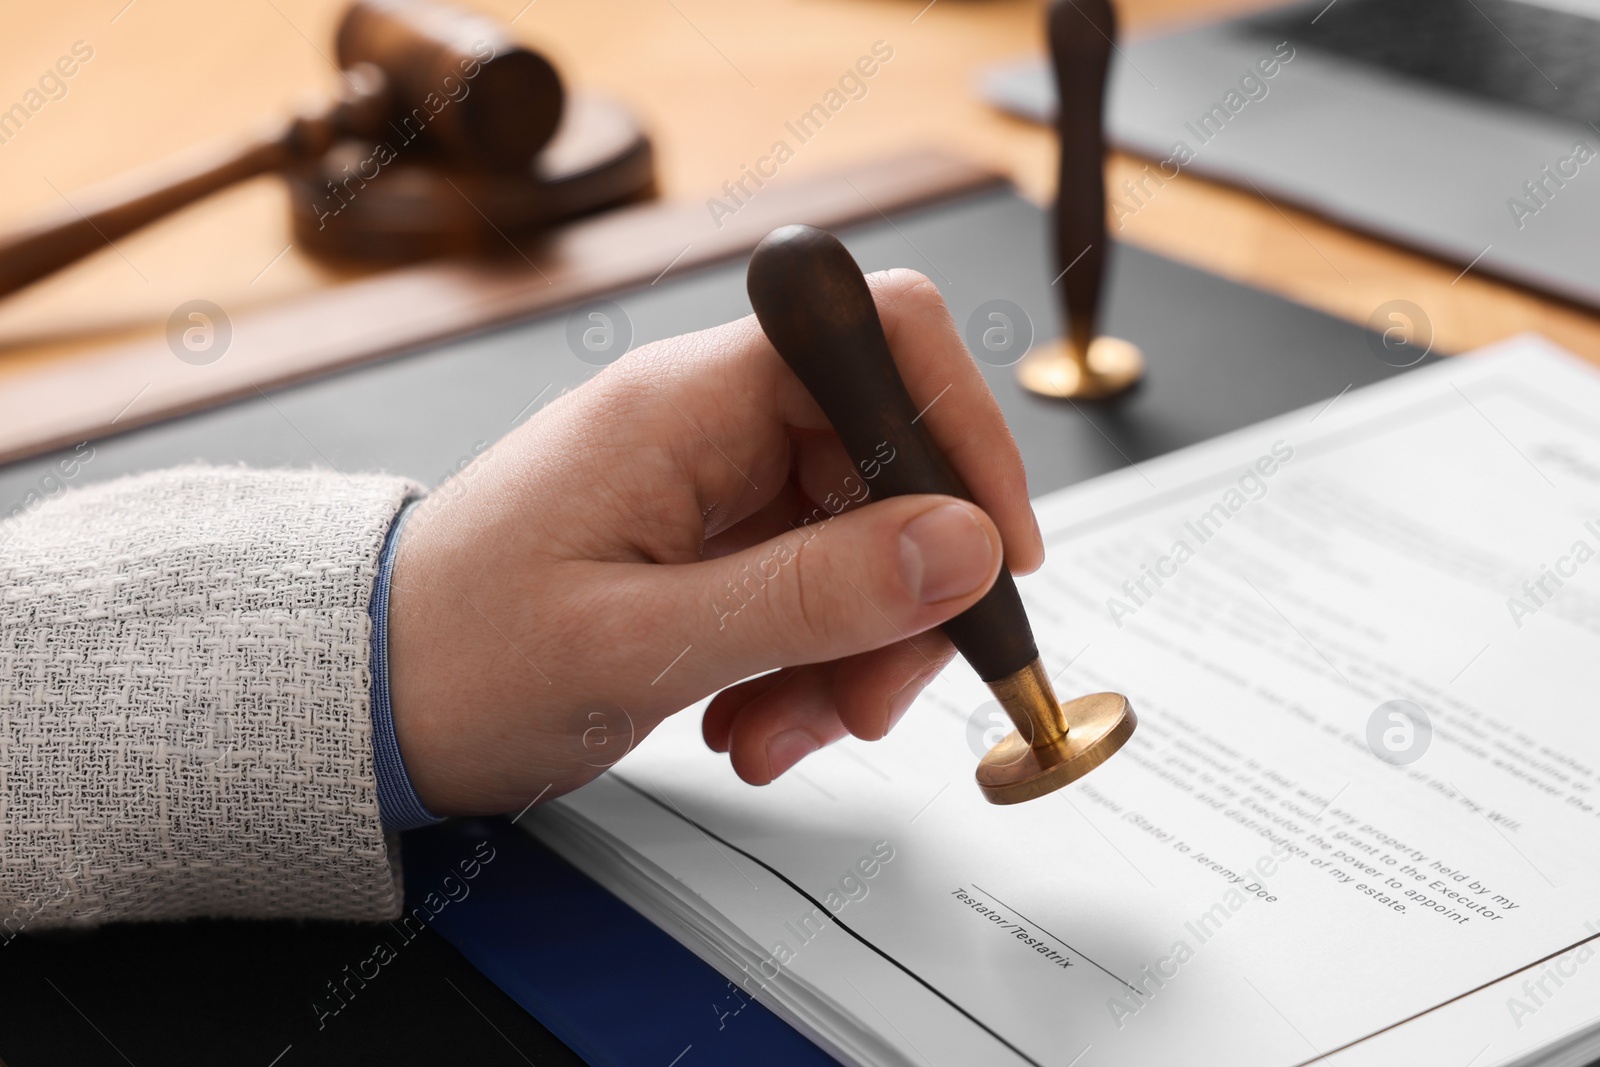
[983,0,1600,310]
[0,187,1423,1067]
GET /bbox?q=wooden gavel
[0,0,565,301]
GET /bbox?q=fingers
[652,494,1001,704]
[792,431,869,517]
[595,315,791,557]
[604,270,1042,573]
[702,636,955,783]
[702,478,808,560]
[832,634,955,741]
[703,668,792,753]
[864,270,1043,574]
[718,663,850,785]
[701,431,860,560]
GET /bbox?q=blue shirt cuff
[369,500,444,833]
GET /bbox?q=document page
[528,337,1600,1067]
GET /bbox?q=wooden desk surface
[4,0,1597,391]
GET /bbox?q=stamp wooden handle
[746,224,1039,682]
[1050,0,1114,354]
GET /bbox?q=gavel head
[335,0,564,172]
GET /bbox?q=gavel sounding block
[287,94,654,261]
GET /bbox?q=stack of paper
[526,337,1600,1067]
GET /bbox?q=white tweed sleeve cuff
[0,464,422,928]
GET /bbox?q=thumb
[670,495,1002,689]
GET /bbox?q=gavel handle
[0,134,290,301]
[747,224,1041,683]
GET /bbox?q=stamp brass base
[1016,336,1145,400]
[976,691,1138,805]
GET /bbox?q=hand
[386,270,1043,815]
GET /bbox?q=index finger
[862,268,1044,574]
